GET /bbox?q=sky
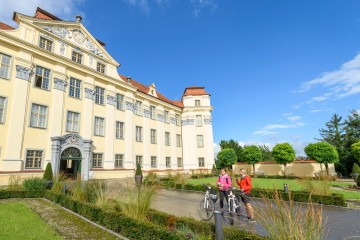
[2,0,360,156]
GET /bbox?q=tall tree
[272,143,296,177]
[217,148,237,170]
[343,110,360,175]
[258,145,274,162]
[243,145,262,174]
[219,139,243,162]
[304,142,339,176]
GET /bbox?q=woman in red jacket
[217,168,232,213]
[235,168,255,222]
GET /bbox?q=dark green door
[60,147,82,179]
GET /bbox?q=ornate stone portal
[51,134,92,180]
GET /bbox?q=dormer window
[72,51,82,64]
[97,62,105,74]
[195,100,201,106]
[39,37,52,51]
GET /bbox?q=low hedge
[162,184,347,207]
[0,190,266,240]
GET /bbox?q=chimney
[127,77,132,83]
[76,16,82,23]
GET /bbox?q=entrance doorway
[60,147,82,179]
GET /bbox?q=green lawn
[0,202,62,240]
[186,177,360,200]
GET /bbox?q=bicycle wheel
[198,198,215,221]
[235,199,241,216]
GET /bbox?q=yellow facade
[0,8,214,185]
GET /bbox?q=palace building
[0,8,214,183]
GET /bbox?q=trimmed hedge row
[160,183,347,207]
[0,190,266,240]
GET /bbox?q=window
[94,117,105,136]
[30,104,47,128]
[198,157,205,167]
[34,66,50,90]
[69,78,81,99]
[195,100,201,106]
[115,154,124,168]
[116,94,124,110]
[177,158,183,168]
[66,111,80,132]
[165,132,170,146]
[196,115,202,127]
[136,155,143,167]
[135,101,142,116]
[0,53,11,79]
[197,135,204,148]
[92,153,103,168]
[97,62,105,74]
[166,157,171,168]
[151,129,157,144]
[72,51,82,64]
[95,86,105,105]
[39,37,52,51]
[0,97,6,123]
[175,114,180,126]
[116,121,124,139]
[136,126,143,142]
[164,110,169,123]
[151,156,157,168]
[176,134,182,147]
[25,150,43,169]
[150,105,156,119]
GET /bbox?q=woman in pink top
[217,169,232,213]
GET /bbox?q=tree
[343,110,360,175]
[351,142,360,162]
[352,163,360,174]
[219,139,243,162]
[304,142,339,176]
[258,145,273,162]
[217,148,237,170]
[243,145,262,174]
[43,162,53,181]
[272,143,296,176]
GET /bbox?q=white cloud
[125,0,151,14]
[238,139,308,156]
[0,0,85,25]
[252,121,305,136]
[287,115,302,121]
[191,0,218,17]
[297,52,360,100]
[213,142,221,159]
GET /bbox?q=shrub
[299,177,331,196]
[51,172,66,194]
[7,175,22,191]
[357,174,360,187]
[43,163,53,181]
[144,172,160,186]
[22,177,46,191]
[352,163,360,174]
[135,163,143,176]
[174,172,186,185]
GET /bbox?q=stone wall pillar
[50,137,61,174]
[82,139,93,180]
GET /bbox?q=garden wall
[233,161,335,177]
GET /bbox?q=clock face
[73,30,85,45]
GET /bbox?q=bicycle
[223,187,249,225]
[198,185,217,221]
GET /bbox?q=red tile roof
[119,74,183,108]
[182,86,209,96]
[0,22,15,30]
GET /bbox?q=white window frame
[66,111,80,133]
[151,129,157,144]
[195,100,201,106]
[135,101,142,116]
[136,126,143,142]
[176,134,182,147]
[25,149,44,169]
[198,157,205,167]
[150,105,156,120]
[34,66,51,90]
[196,115,202,127]
[197,135,204,148]
[164,110,169,123]
[151,156,157,168]
[71,50,83,64]
[116,121,124,139]
[166,157,171,168]
[175,114,180,126]
[0,96,7,124]
[136,155,143,167]
[165,132,170,146]
[39,36,53,52]
[0,52,12,80]
[115,154,124,168]
[96,62,106,74]
[30,103,48,129]
[69,77,81,99]
[95,86,105,105]
[94,117,105,136]
[92,153,103,168]
[116,93,124,110]
[177,157,183,168]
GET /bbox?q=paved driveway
[152,189,360,240]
